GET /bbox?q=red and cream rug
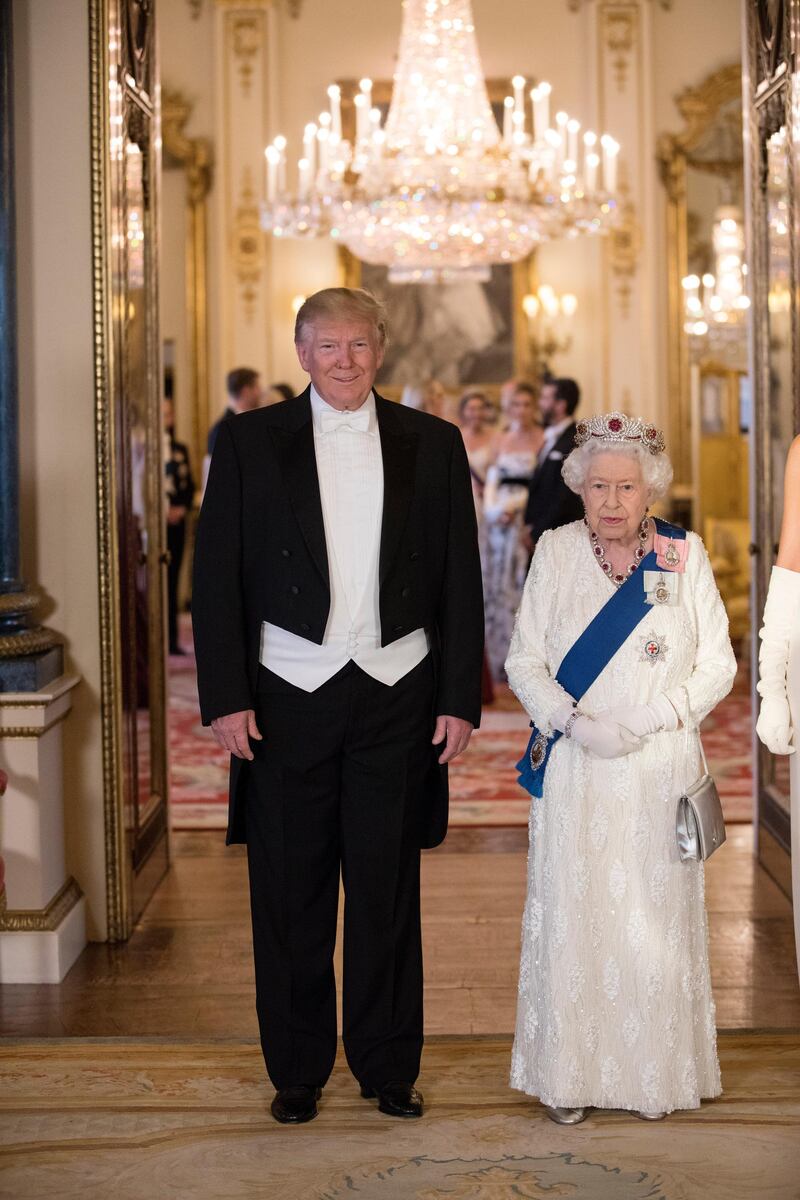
[169,632,753,830]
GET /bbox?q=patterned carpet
[169,624,753,829]
[1,1034,798,1199]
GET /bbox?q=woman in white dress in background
[459,389,497,523]
[460,389,499,705]
[483,383,543,679]
[506,413,736,1124]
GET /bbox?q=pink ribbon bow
[653,532,689,574]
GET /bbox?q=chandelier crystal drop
[261,0,621,283]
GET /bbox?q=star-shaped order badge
[640,631,669,666]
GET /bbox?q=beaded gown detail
[506,521,736,1113]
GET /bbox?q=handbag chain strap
[682,685,709,775]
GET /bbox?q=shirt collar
[310,384,377,434]
[544,416,572,445]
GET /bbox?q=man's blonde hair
[294,287,389,347]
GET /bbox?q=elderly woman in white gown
[506,413,736,1125]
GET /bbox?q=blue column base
[0,645,63,692]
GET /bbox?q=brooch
[640,631,669,666]
[529,732,549,770]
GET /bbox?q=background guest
[207,367,263,456]
[460,388,499,704]
[163,398,196,656]
[266,382,295,405]
[523,376,583,553]
[459,389,497,514]
[482,383,544,679]
[423,378,448,419]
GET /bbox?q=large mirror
[658,64,747,536]
[752,85,794,888]
[659,63,752,676]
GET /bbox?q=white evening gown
[506,521,737,1114]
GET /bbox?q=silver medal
[640,631,669,666]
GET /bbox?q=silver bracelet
[564,710,582,740]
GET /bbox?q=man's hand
[432,715,473,764]
[167,504,187,525]
[520,525,534,554]
[211,709,262,760]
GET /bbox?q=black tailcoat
[192,388,484,848]
[523,420,583,544]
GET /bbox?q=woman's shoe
[544,1105,588,1125]
[636,1110,667,1121]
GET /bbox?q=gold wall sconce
[522,285,578,378]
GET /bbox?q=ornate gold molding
[0,592,61,658]
[0,876,83,933]
[162,89,213,480]
[601,5,637,93]
[657,63,744,198]
[608,163,639,320]
[0,592,38,615]
[232,167,262,322]
[0,627,60,658]
[231,12,262,98]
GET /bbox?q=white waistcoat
[260,386,429,691]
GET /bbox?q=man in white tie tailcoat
[193,288,484,1124]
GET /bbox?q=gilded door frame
[90,0,170,940]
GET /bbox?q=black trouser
[244,655,434,1091]
[166,521,186,651]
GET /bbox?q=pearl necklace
[586,516,649,587]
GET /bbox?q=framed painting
[337,77,534,398]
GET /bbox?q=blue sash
[515,517,686,797]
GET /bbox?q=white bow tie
[320,408,372,435]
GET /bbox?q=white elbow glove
[605,694,680,739]
[756,565,800,755]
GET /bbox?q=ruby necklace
[586,516,649,587]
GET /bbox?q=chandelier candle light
[682,205,750,358]
[261,0,621,283]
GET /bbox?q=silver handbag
[676,733,726,862]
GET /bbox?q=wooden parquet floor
[1,1034,799,1199]
[1,824,798,1038]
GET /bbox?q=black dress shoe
[360,1081,424,1118]
[270,1085,322,1124]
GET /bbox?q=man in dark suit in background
[206,366,263,456]
[192,288,483,1127]
[523,377,583,551]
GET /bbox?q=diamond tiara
[574,412,666,457]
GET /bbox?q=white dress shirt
[260,386,430,691]
[537,416,573,466]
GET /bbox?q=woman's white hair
[562,439,673,501]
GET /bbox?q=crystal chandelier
[261,0,621,283]
[682,205,750,363]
